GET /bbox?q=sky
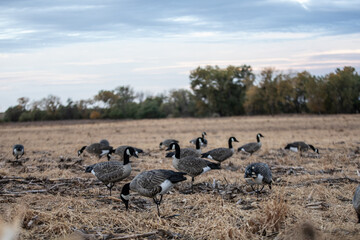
[1,0,360,111]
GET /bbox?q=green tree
[164,89,196,117]
[292,71,313,113]
[305,76,327,113]
[190,65,254,116]
[324,66,360,113]
[137,96,166,119]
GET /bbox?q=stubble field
[0,115,359,239]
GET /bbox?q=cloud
[0,71,101,85]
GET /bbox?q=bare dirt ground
[0,115,359,240]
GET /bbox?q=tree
[324,66,360,113]
[17,97,29,111]
[292,71,313,113]
[94,90,118,108]
[137,96,166,119]
[305,76,327,113]
[190,65,254,116]
[164,89,196,117]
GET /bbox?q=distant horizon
[1,0,359,112]
[0,64,356,112]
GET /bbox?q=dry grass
[0,115,360,239]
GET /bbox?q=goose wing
[131,170,178,197]
[203,148,233,161]
[176,157,215,176]
[239,142,260,153]
[181,148,200,158]
[93,161,129,183]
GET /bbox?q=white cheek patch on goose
[91,170,96,176]
[240,148,247,153]
[207,155,213,160]
[159,180,173,195]
[290,147,298,152]
[121,194,130,201]
[126,149,131,156]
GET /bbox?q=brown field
[0,115,360,240]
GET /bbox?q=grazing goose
[12,144,24,159]
[284,141,319,156]
[166,137,203,158]
[190,132,208,147]
[201,137,239,164]
[85,147,138,196]
[244,162,272,193]
[159,139,179,149]
[120,169,187,217]
[167,142,221,192]
[238,133,264,155]
[99,139,110,146]
[78,142,113,161]
[353,185,360,223]
[112,145,144,160]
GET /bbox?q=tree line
[3,65,360,122]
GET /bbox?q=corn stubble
[0,115,359,239]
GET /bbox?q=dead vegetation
[0,115,359,239]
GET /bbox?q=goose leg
[191,177,195,193]
[153,195,163,217]
[107,183,114,196]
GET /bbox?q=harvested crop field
[0,115,360,240]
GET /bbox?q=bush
[89,111,101,119]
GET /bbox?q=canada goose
[244,162,272,193]
[190,132,208,147]
[120,169,187,216]
[78,143,113,161]
[201,137,239,164]
[85,147,138,196]
[353,185,360,223]
[111,145,144,160]
[284,141,319,156]
[99,139,110,146]
[167,142,221,192]
[166,137,203,158]
[238,133,264,155]
[12,144,24,159]
[159,139,179,149]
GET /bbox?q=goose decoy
[166,137,203,158]
[244,162,272,193]
[78,142,114,161]
[284,141,319,155]
[190,132,208,147]
[159,139,179,149]
[99,139,110,146]
[12,144,24,159]
[353,185,360,223]
[238,133,264,155]
[120,169,187,217]
[112,145,144,160]
[201,137,239,165]
[85,147,138,196]
[167,142,221,192]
